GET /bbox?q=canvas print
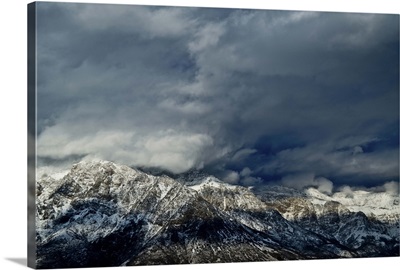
[28,2,399,269]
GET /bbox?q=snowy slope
[35,161,399,268]
[304,187,399,222]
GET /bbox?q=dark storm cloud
[36,2,399,189]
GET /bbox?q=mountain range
[35,160,399,268]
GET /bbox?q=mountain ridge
[35,160,399,268]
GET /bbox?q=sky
[35,2,399,192]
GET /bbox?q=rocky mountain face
[35,161,399,268]
[253,185,399,257]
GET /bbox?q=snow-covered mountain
[252,185,399,222]
[253,185,399,256]
[35,161,399,268]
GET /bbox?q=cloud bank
[36,3,399,189]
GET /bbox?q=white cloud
[237,167,262,186]
[159,98,210,114]
[38,124,214,174]
[339,185,354,198]
[352,146,364,155]
[188,22,225,53]
[75,5,194,38]
[269,11,319,28]
[141,131,214,173]
[240,167,252,177]
[315,177,334,195]
[281,173,334,194]
[37,128,134,159]
[383,181,399,195]
[232,149,257,162]
[223,170,240,184]
[337,181,399,197]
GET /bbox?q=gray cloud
[222,170,240,184]
[261,137,399,186]
[36,3,399,189]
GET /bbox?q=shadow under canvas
[5,258,27,267]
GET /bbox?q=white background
[0,0,398,269]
